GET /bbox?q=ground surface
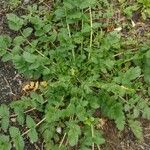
[0,0,150,150]
[0,59,24,104]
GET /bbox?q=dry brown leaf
[22,81,39,92]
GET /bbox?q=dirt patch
[0,2,41,149]
[0,2,24,104]
[0,60,23,104]
[102,119,150,150]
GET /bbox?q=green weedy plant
[137,0,150,19]
[122,0,150,19]
[0,0,150,149]
[6,0,22,10]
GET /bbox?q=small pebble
[56,127,62,134]
[24,0,30,4]
[11,118,16,122]
[114,27,122,32]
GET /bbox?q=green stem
[21,117,46,136]
[88,7,93,60]
[97,145,101,150]
[91,125,95,150]
[65,8,75,61]
[59,133,66,148]
[67,23,75,61]
[20,31,47,58]
[81,9,84,55]
[67,23,71,38]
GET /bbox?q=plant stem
[97,144,101,150]
[10,99,48,118]
[65,8,75,61]
[91,125,95,150]
[67,23,71,38]
[88,7,93,60]
[67,23,75,61]
[20,31,47,58]
[10,108,36,118]
[21,117,46,136]
[81,9,84,55]
[59,133,66,148]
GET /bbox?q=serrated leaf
[22,27,33,37]
[26,115,36,128]
[9,127,24,150]
[1,117,10,132]
[138,0,150,7]
[0,35,11,58]
[46,107,61,123]
[133,108,140,118]
[0,35,12,49]
[89,96,99,109]
[13,106,25,125]
[28,128,38,143]
[69,12,82,19]
[128,120,143,140]
[123,5,139,17]
[101,98,125,131]
[93,130,105,145]
[41,126,55,143]
[63,103,75,117]
[124,66,141,81]
[6,13,24,31]
[76,105,87,121]
[49,31,57,42]
[2,53,12,62]
[115,116,125,131]
[0,135,11,150]
[79,0,97,9]
[113,104,125,131]
[142,107,150,119]
[81,24,91,33]
[43,68,51,75]
[9,127,20,138]
[0,104,9,132]
[68,122,81,146]
[30,92,44,104]
[144,66,150,85]
[13,36,25,46]
[23,51,36,63]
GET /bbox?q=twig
[59,133,67,148]
[65,8,75,61]
[145,133,150,137]
[113,52,123,57]
[3,76,15,96]
[97,144,101,150]
[10,107,36,118]
[113,48,139,58]
[10,100,48,118]
[67,23,75,61]
[81,9,84,55]
[21,117,46,136]
[91,125,95,150]
[41,142,44,150]
[88,7,93,60]
[20,31,47,58]
[0,107,35,119]
[40,2,51,10]
[21,96,63,137]
[67,23,71,38]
